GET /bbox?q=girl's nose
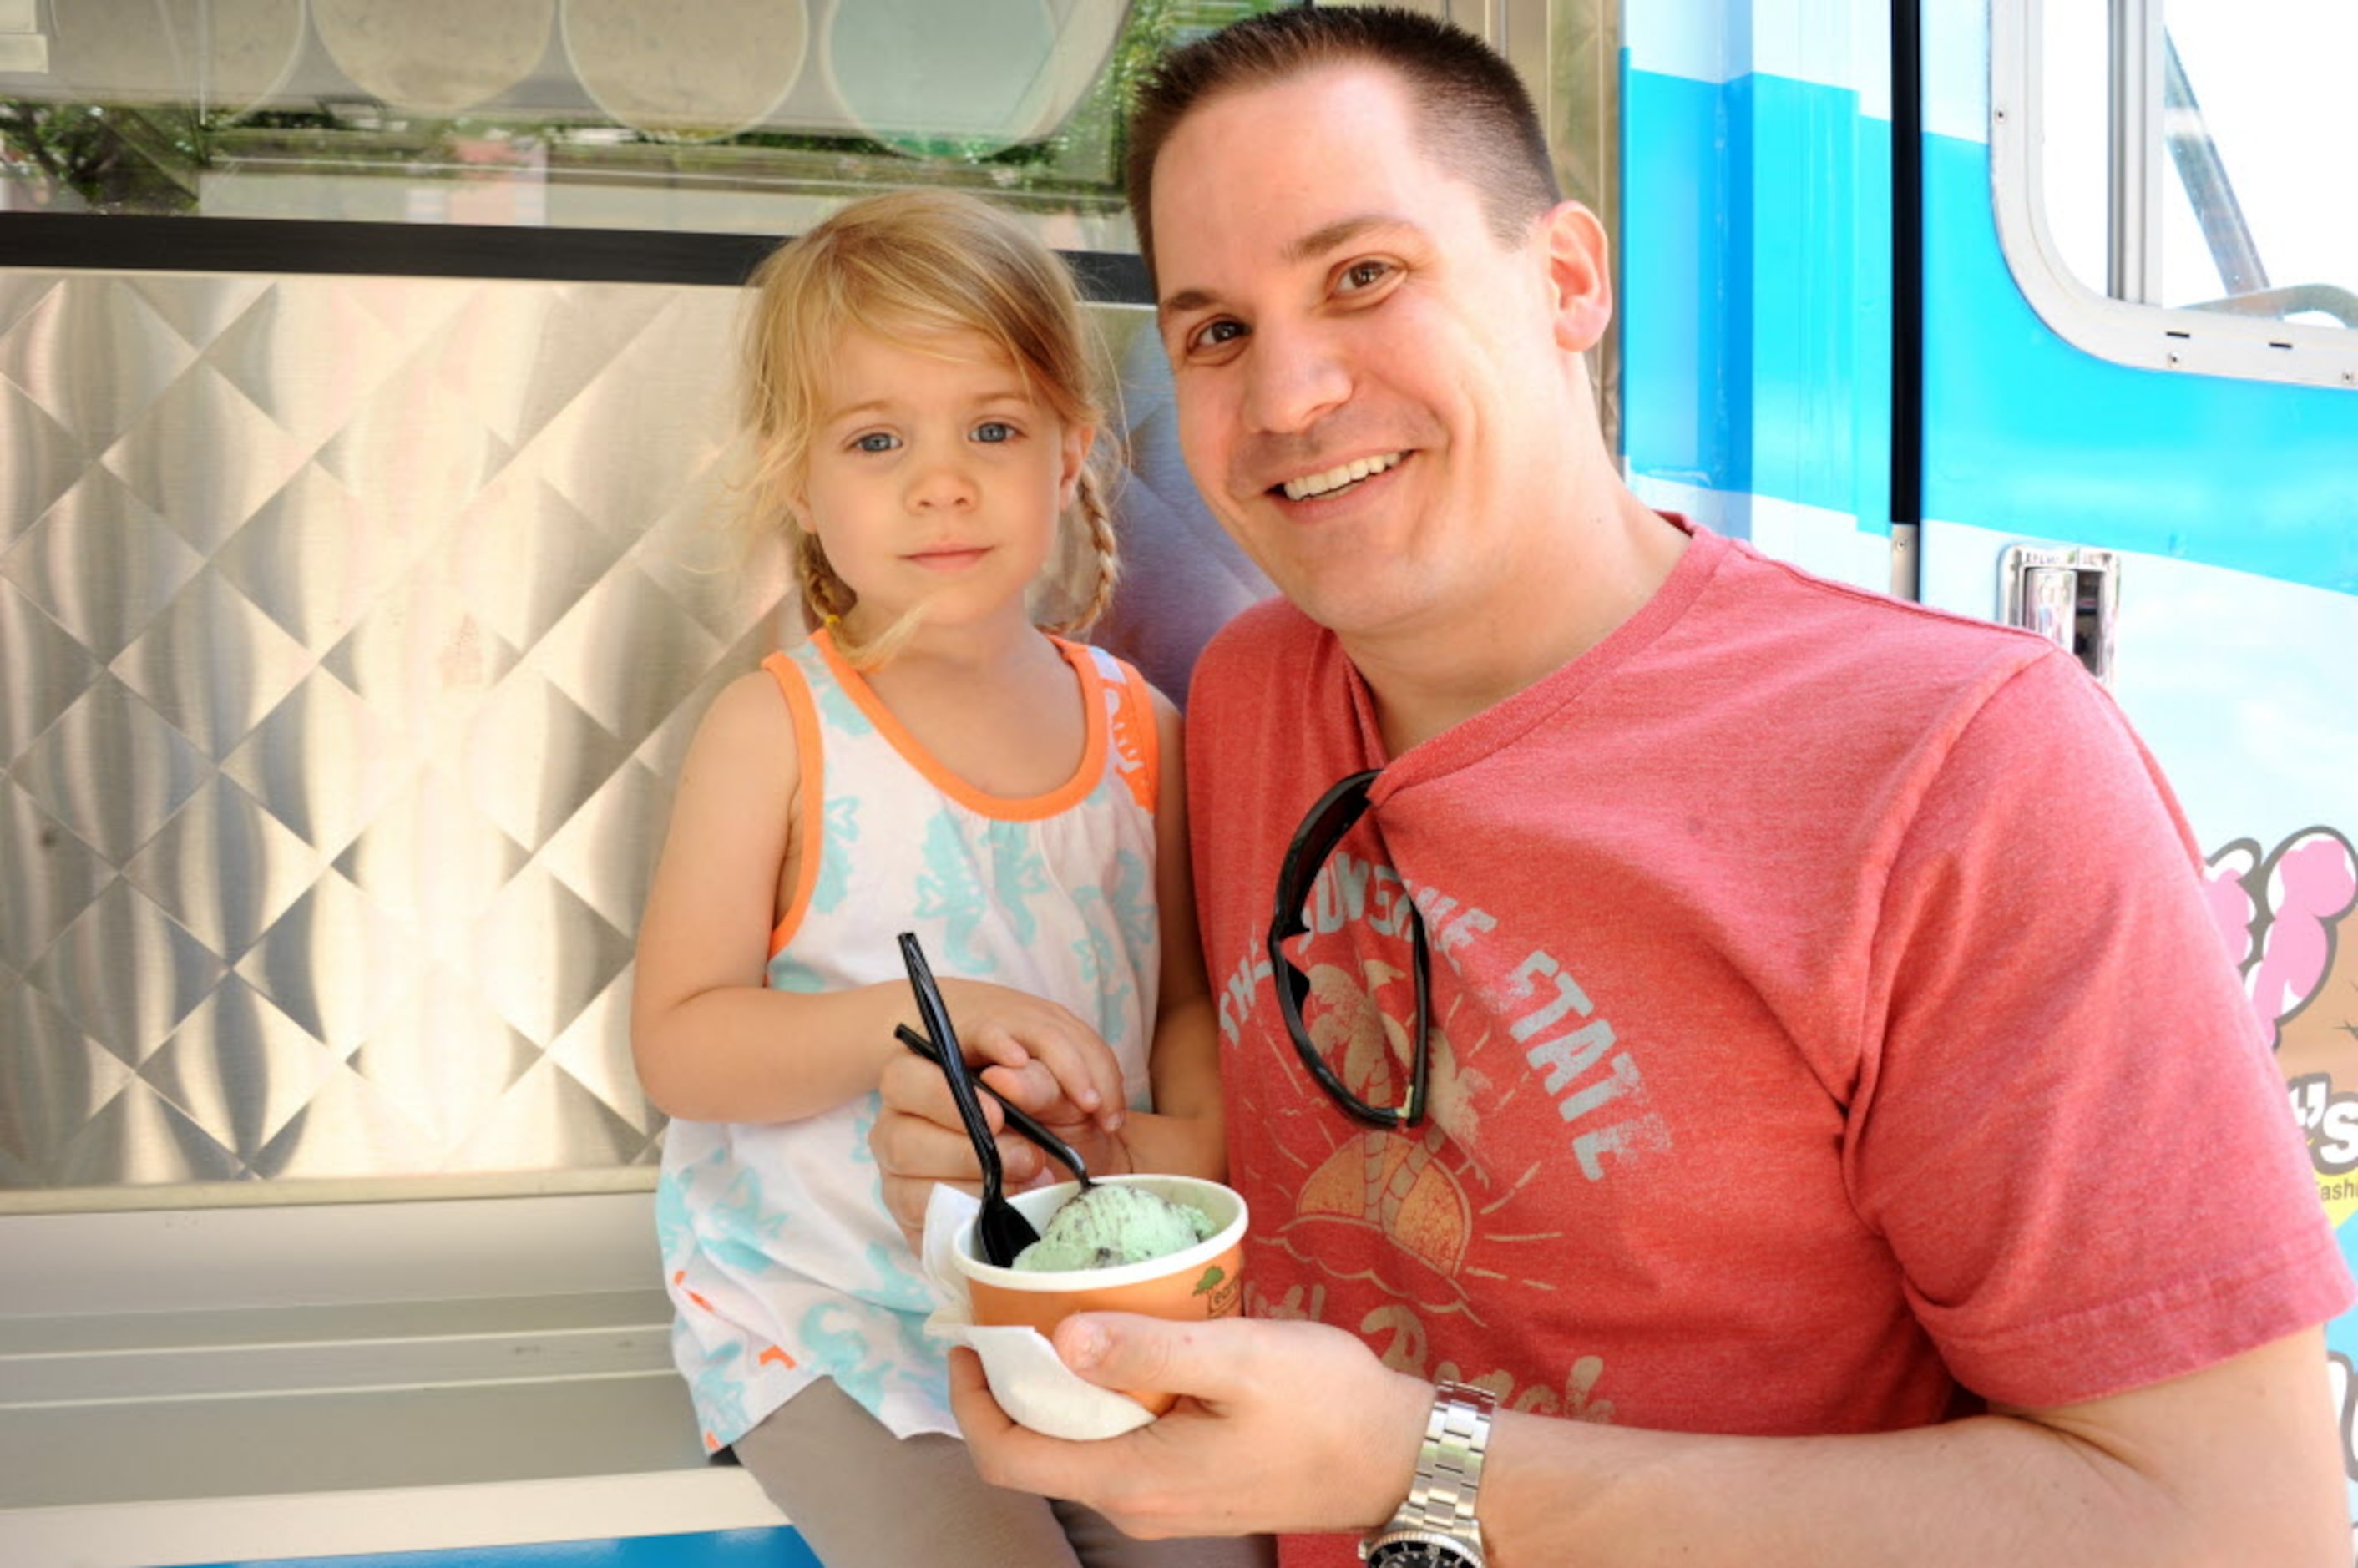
[907,454,978,509]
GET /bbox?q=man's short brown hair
[1124,5,1561,282]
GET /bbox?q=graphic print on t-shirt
[1228,846,1667,1418]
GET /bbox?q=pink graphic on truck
[2206,829,2358,1181]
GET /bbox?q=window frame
[0,210,1151,297]
[1990,0,2358,392]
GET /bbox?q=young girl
[631,190,1255,1568]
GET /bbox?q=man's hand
[950,1313,1434,1540]
[950,1314,2351,1566]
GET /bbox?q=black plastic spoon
[895,1024,1093,1189]
[898,932,1040,1268]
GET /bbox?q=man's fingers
[948,1348,1061,1494]
[1052,1313,1240,1404]
[950,1345,1153,1512]
[947,1347,1010,1435]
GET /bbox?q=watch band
[1361,1381,1496,1565]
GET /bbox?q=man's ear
[1540,200,1613,353]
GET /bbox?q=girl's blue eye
[973,422,1016,443]
[853,432,898,453]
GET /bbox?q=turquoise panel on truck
[1920,134,2358,596]
[190,1527,819,1568]
[1622,65,1892,539]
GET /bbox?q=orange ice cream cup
[953,1173,1247,1415]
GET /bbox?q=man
[870,9,2353,1565]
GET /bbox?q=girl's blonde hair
[740,188,1119,667]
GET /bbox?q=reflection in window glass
[2037,0,2354,330]
[2163,0,2355,326]
[2037,0,2108,296]
[0,0,1278,254]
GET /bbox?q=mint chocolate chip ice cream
[1011,1183,1216,1272]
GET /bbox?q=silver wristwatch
[1359,1381,1496,1568]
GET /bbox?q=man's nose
[1242,322,1350,435]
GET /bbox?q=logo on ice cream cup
[953,1173,1247,1414]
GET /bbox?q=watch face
[1364,1539,1480,1568]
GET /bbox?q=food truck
[2,0,2352,1561]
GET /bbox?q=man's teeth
[1282,453,1401,502]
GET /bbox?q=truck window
[1993,0,2356,389]
[0,1,1281,280]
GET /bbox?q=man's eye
[1190,319,1247,353]
[1338,260,1394,293]
[973,422,1017,443]
[853,432,898,453]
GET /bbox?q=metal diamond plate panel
[0,268,764,1199]
[0,266,1212,1209]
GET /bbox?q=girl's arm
[1107,689,1226,1181]
[631,670,1126,1126]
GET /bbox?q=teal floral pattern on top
[659,639,1161,1449]
[767,954,827,994]
[811,665,868,734]
[705,1168,789,1277]
[862,1238,939,1314]
[913,809,994,971]
[1067,893,1131,1063]
[812,797,858,914]
[1103,847,1156,951]
[984,820,1053,946]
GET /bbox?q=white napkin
[920,1185,1157,1441]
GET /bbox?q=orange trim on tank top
[809,626,1111,824]
[762,651,828,956]
[1103,652,1159,815]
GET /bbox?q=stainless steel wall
[0,262,1276,1208]
[1,269,780,1199]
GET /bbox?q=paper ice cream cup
[954,1173,1247,1415]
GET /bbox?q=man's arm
[951,1314,2350,1566]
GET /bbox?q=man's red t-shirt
[1185,524,2349,1566]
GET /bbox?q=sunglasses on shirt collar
[1264,768,1432,1131]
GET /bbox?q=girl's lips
[907,546,990,571]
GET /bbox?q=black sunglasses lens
[1273,774,1377,938]
[1266,771,1427,1131]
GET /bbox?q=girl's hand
[929,978,1130,1139]
[870,981,1132,1245]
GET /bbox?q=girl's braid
[1054,465,1121,635]
[797,531,856,627]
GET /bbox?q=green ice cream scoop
[1011,1182,1216,1272]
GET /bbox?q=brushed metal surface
[0,266,1223,1206]
[0,269,773,1197]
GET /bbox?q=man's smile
[1277,451,1405,502]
